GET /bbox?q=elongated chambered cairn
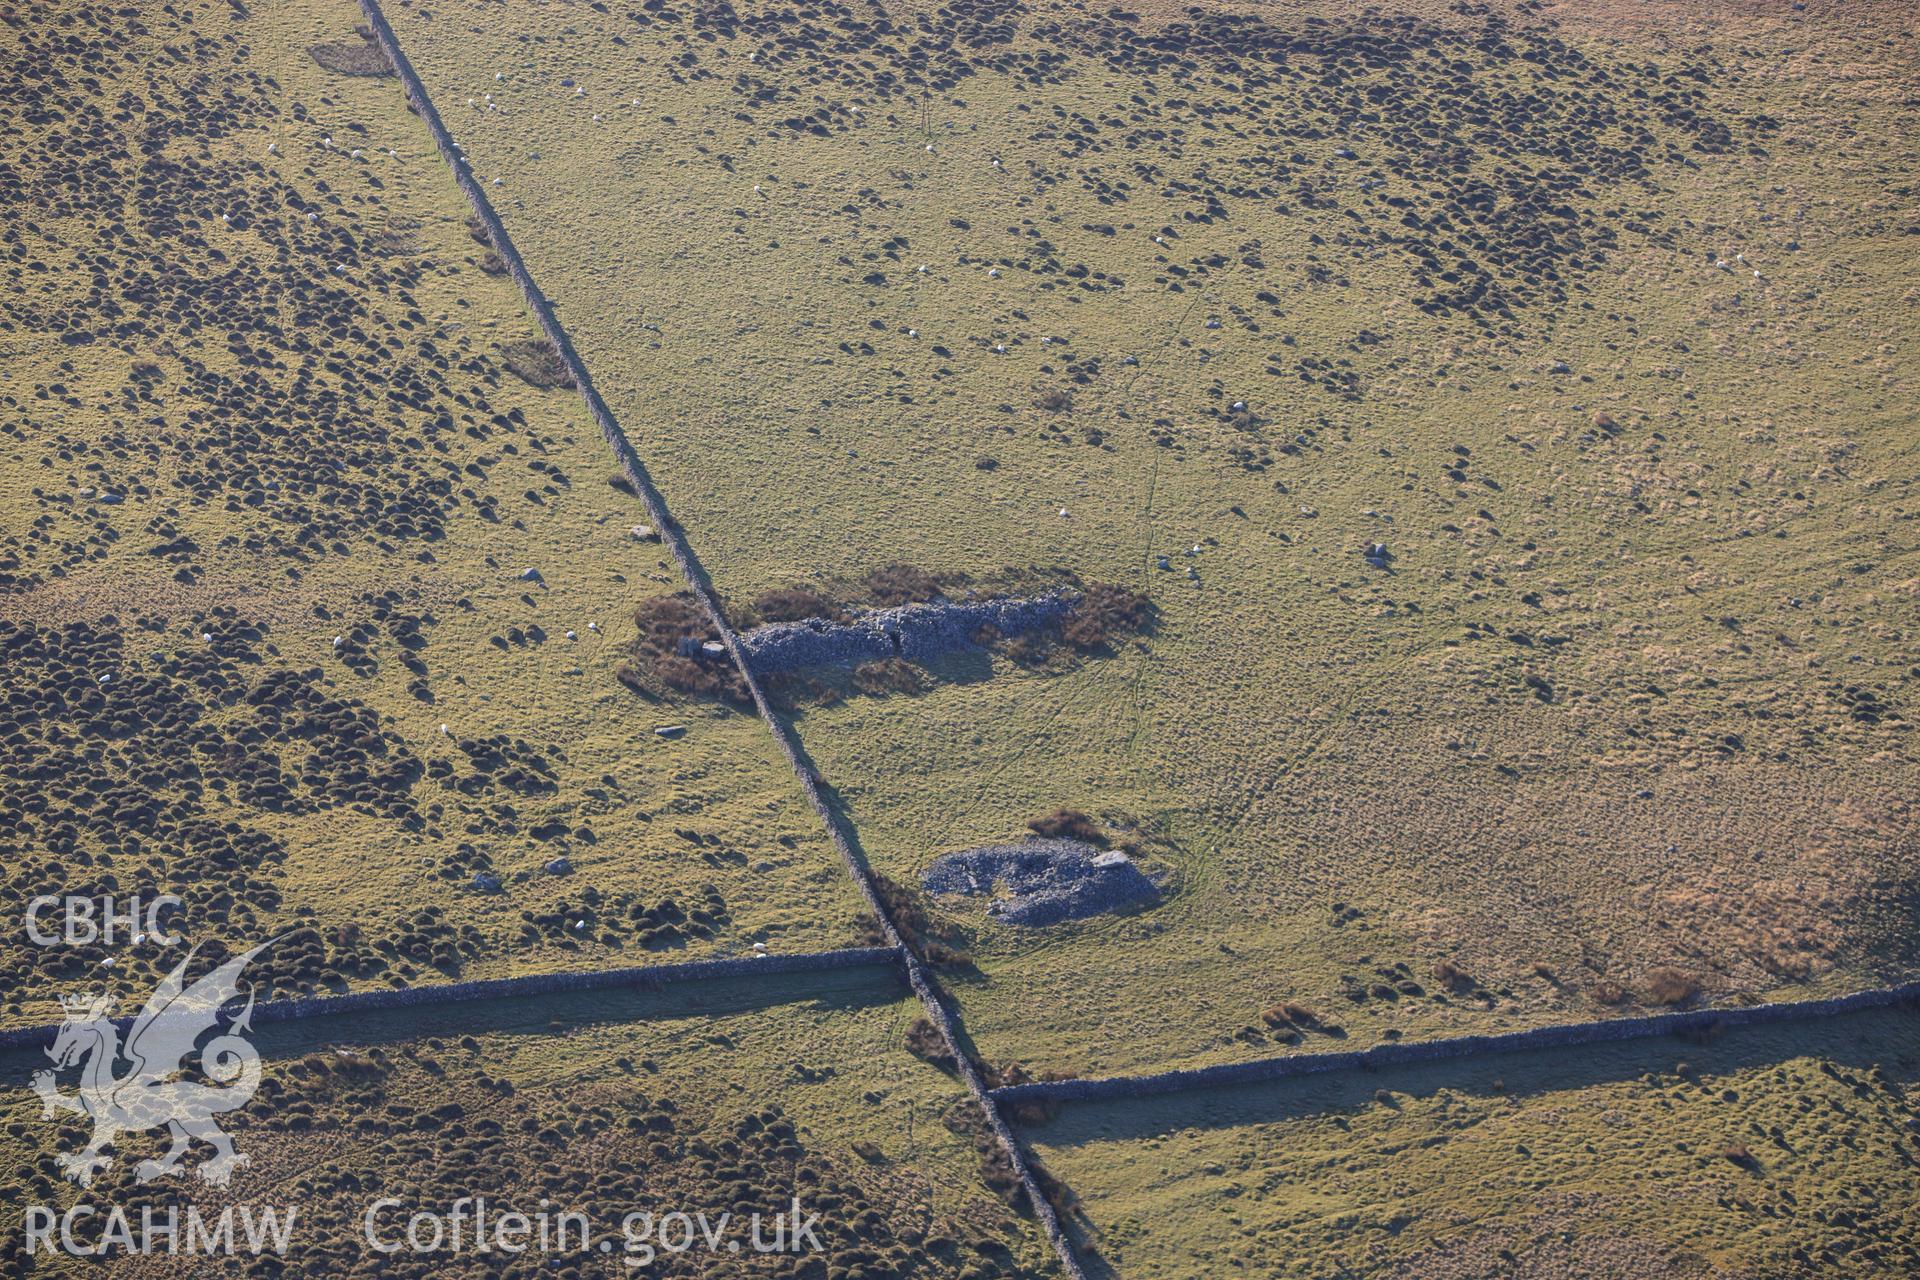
[741,594,1076,673]
[351,5,1089,1275]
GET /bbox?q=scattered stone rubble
[922,839,1160,926]
[738,593,1076,673]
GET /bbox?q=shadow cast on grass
[1025,1004,1920,1151]
[0,964,910,1078]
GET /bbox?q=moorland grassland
[393,0,1918,1075]
[1027,1005,1920,1278]
[0,966,1056,1276]
[1,0,1916,1273]
[0,0,867,1026]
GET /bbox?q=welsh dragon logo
[32,939,275,1188]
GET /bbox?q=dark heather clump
[1027,808,1107,846]
[751,587,842,624]
[864,562,944,607]
[1061,583,1152,652]
[617,593,749,705]
[498,338,574,390]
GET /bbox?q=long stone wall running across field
[990,981,1920,1109]
[0,948,902,1053]
[346,9,1090,1275]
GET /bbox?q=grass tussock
[1260,1001,1320,1030]
[499,338,574,389]
[1644,967,1702,1006]
[1431,959,1475,992]
[309,32,392,77]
